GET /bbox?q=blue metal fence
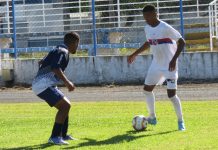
[0,0,213,58]
[12,0,17,58]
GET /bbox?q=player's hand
[128,54,136,64]
[66,81,75,92]
[169,59,176,72]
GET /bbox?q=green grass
[0,101,218,150]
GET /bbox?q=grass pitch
[0,101,217,150]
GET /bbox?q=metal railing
[209,0,218,51]
[0,0,214,57]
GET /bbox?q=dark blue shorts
[37,87,64,107]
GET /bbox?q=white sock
[170,95,184,122]
[143,91,156,118]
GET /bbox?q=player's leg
[52,97,71,138]
[144,85,156,118]
[37,87,70,145]
[166,73,185,131]
[61,101,76,141]
[143,84,157,125]
[167,88,182,121]
[144,68,164,125]
[62,115,69,138]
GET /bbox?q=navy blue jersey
[39,44,69,72]
[32,44,69,95]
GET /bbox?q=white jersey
[144,20,182,71]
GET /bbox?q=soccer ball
[132,115,148,131]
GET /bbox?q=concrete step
[185,32,209,40]
[184,23,209,29]
[186,38,210,45]
[186,47,211,52]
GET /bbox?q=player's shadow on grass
[64,130,177,149]
[2,143,54,150]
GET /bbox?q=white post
[156,0,159,18]
[6,0,10,33]
[79,0,82,24]
[215,1,218,41]
[214,0,218,39]
[43,0,45,27]
[197,0,199,17]
[212,5,214,37]
[209,5,213,51]
[117,0,120,27]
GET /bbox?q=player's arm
[128,41,150,64]
[169,38,185,71]
[51,51,75,91]
[52,68,75,91]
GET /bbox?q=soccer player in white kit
[128,5,186,131]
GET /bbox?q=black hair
[142,4,156,13]
[64,31,80,46]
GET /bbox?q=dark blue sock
[62,116,69,138]
[51,122,63,138]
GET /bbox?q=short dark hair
[142,4,156,13]
[64,31,80,46]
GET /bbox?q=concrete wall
[1,52,218,86]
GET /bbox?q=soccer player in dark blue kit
[32,32,79,145]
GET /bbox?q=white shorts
[144,68,178,89]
